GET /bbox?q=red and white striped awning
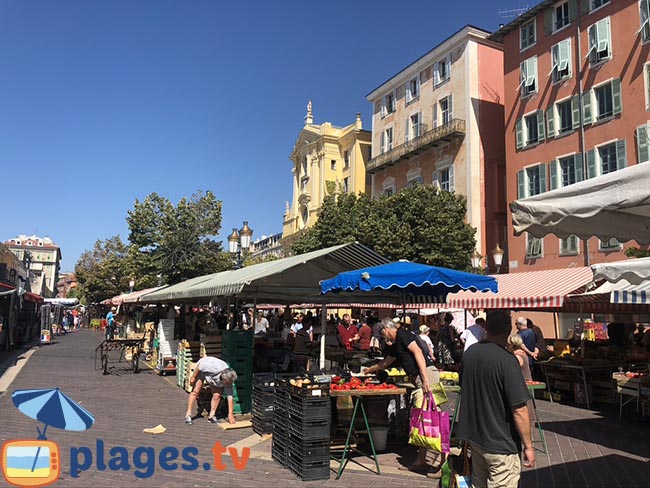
[447,267,594,310]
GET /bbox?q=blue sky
[0,0,509,271]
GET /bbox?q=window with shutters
[551,39,571,83]
[584,79,621,124]
[380,127,393,154]
[440,97,452,125]
[343,177,350,193]
[527,165,545,196]
[520,19,536,50]
[381,91,396,117]
[599,237,621,250]
[637,123,650,163]
[406,113,421,142]
[520,56,538,97]
[587,18,612,64]
[550,154,583,190]
[438,163,455,192]
[595,83,614,120]
[526,234,543,258]
[344,151,350,169]
[560,155,578,186]
[558,99,573,133]
[382,177,396,196]
[554,1,571,31]
[587,140,627,177]
[406,76,420,104]
[640,0,650,41]
[560,235,579,255]
[406,168,423,188]
[434,55,451,86]
[591,0,610,9]
[525,113,539,145]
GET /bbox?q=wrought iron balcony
[367,118,466,173]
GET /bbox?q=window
[526,234,543,258]
[640,0,650,41]
[380,127,393,154]
[440,96,452,125]
[517,163,547,198]
[599,237,621,250]
[382,177,396,196]
[520,19,536,50]
[591,0,610,10]
[549,97,579,136]
[406,169,423,188]
[434,55,451,85]
[405,112,421,142]
[587,18,611,64]
[344,151,350,169]
[586,140,627,178]
[637,123,650,163]
[383,187,394,196]
[583,79,622,124]
[519,56,538,97]
[381,91,395,117]
[551,39,571,82]
[516,110,545,149]
[560,235,579,255]
[440,164,455,192]
[406,76,420,103]
[645,63,650,110]
[331,160,336,171]
[550,154,583,189]
[343,177,350,193]
[554,1,570,30]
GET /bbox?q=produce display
[386,367,407,376]
[439,371,459,383]
[330,376,399,391]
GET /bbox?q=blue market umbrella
[320,261,498,301]
[12,388,95,440]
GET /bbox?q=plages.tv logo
[2,388,91,487]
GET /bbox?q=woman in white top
[418,325,436,362]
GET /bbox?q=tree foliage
[292,185,476,271]
[74,236,130,304]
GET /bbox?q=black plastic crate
[287,454,330,481]
[271,443,289,467]
[287,413,330,439]
[287,395,330,419]
[288,432,330,458]
[252,421,272,436]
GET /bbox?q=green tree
[292,185,476,270]
[74,236,131,304]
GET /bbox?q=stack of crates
[222,330,253,414]
[176,341,201,389]
[200,334,222,358]
[252,373,276,435]
[271,378,290,467]
[287,381,331,481]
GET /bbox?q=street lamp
[492,243,505,274]
[129,277,135,293]
[470,249,482,270]
[228,221,253,269]
[157,274,163,287]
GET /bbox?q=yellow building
[282,102,371,252]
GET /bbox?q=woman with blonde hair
[508,334,532,381]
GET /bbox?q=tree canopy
[292,185,476,271]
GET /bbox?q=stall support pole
[320,304,327,370]
[553,312,559,340]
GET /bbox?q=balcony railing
[367,118,466,173]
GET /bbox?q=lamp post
[157,274,163,287]
[492,243,505,274]
[228,221,253,269]
[129,277,135,293]
[470,249,483,272]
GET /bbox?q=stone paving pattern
[1,329,650,487]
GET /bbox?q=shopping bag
[432,381,449,406]
[409,392,442,451]
[440,408,451,453]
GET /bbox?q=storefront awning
[611,281,650,304]
[116,286,166,304]
[447,267,594,310]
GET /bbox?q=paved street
[1,330,650,487]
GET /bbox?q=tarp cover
[591,257,650,285]
[510,162,650,245]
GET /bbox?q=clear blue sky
[0,0,508,271]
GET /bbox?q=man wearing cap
[105,307,118,340]
[460,313,487,353]
[185,356,238,425]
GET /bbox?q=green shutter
[574,153,584,182]
[568,0,578,21]
[544,10,553,35]
[572,95,581,130]
[516,118,523,149]
[550,161,559,190]
[638,124,650,163]
[583,91,592,124]
[517,170,526,198]
[539,163,547,192]
[587,149,597,178]
[537,110,545,141]
[547,106,555,137]
[616,139,627,170]
[581,0,591,15]
[612,78,622,115]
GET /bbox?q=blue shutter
[583,91,592,124]
[612,78,622,115]
[587,149,597,178]
[537,110,545,141]
[547,106,555,137]
[638,124,650,163]
[544,10,553,35]
[616,139,627,170]
[517,170,526,198]
[539,163,547,193]
[574,153,584,182]
[572,95,581,130]
[550,161,559,190]
[516,118,523,149]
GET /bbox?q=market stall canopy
[510,162,650,245]
[447,267,593,309]
[320,261,497,303]
[563,279,650,313]
[44,298,79,306]
[117,286,166,304]
[139,242,390,304]
[591,257,650,285]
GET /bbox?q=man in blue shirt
[105,307,118,340]
[516,317,538,368]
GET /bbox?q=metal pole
[320,304,327,371]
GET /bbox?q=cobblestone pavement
[1,330,650,487]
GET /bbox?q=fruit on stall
[330,377,399,391]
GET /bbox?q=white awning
[591,257,650,285]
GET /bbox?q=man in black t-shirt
[363,316,440,475]
[457,310,535,488]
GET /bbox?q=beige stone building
[4,234,61,297]
[366,25,507,270]
[282,102,371,252]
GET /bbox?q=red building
[494,0,650,271]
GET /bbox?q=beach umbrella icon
[12,388,95,440]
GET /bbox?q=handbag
[408,392,450,453]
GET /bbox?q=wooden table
[330,387,407,479]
